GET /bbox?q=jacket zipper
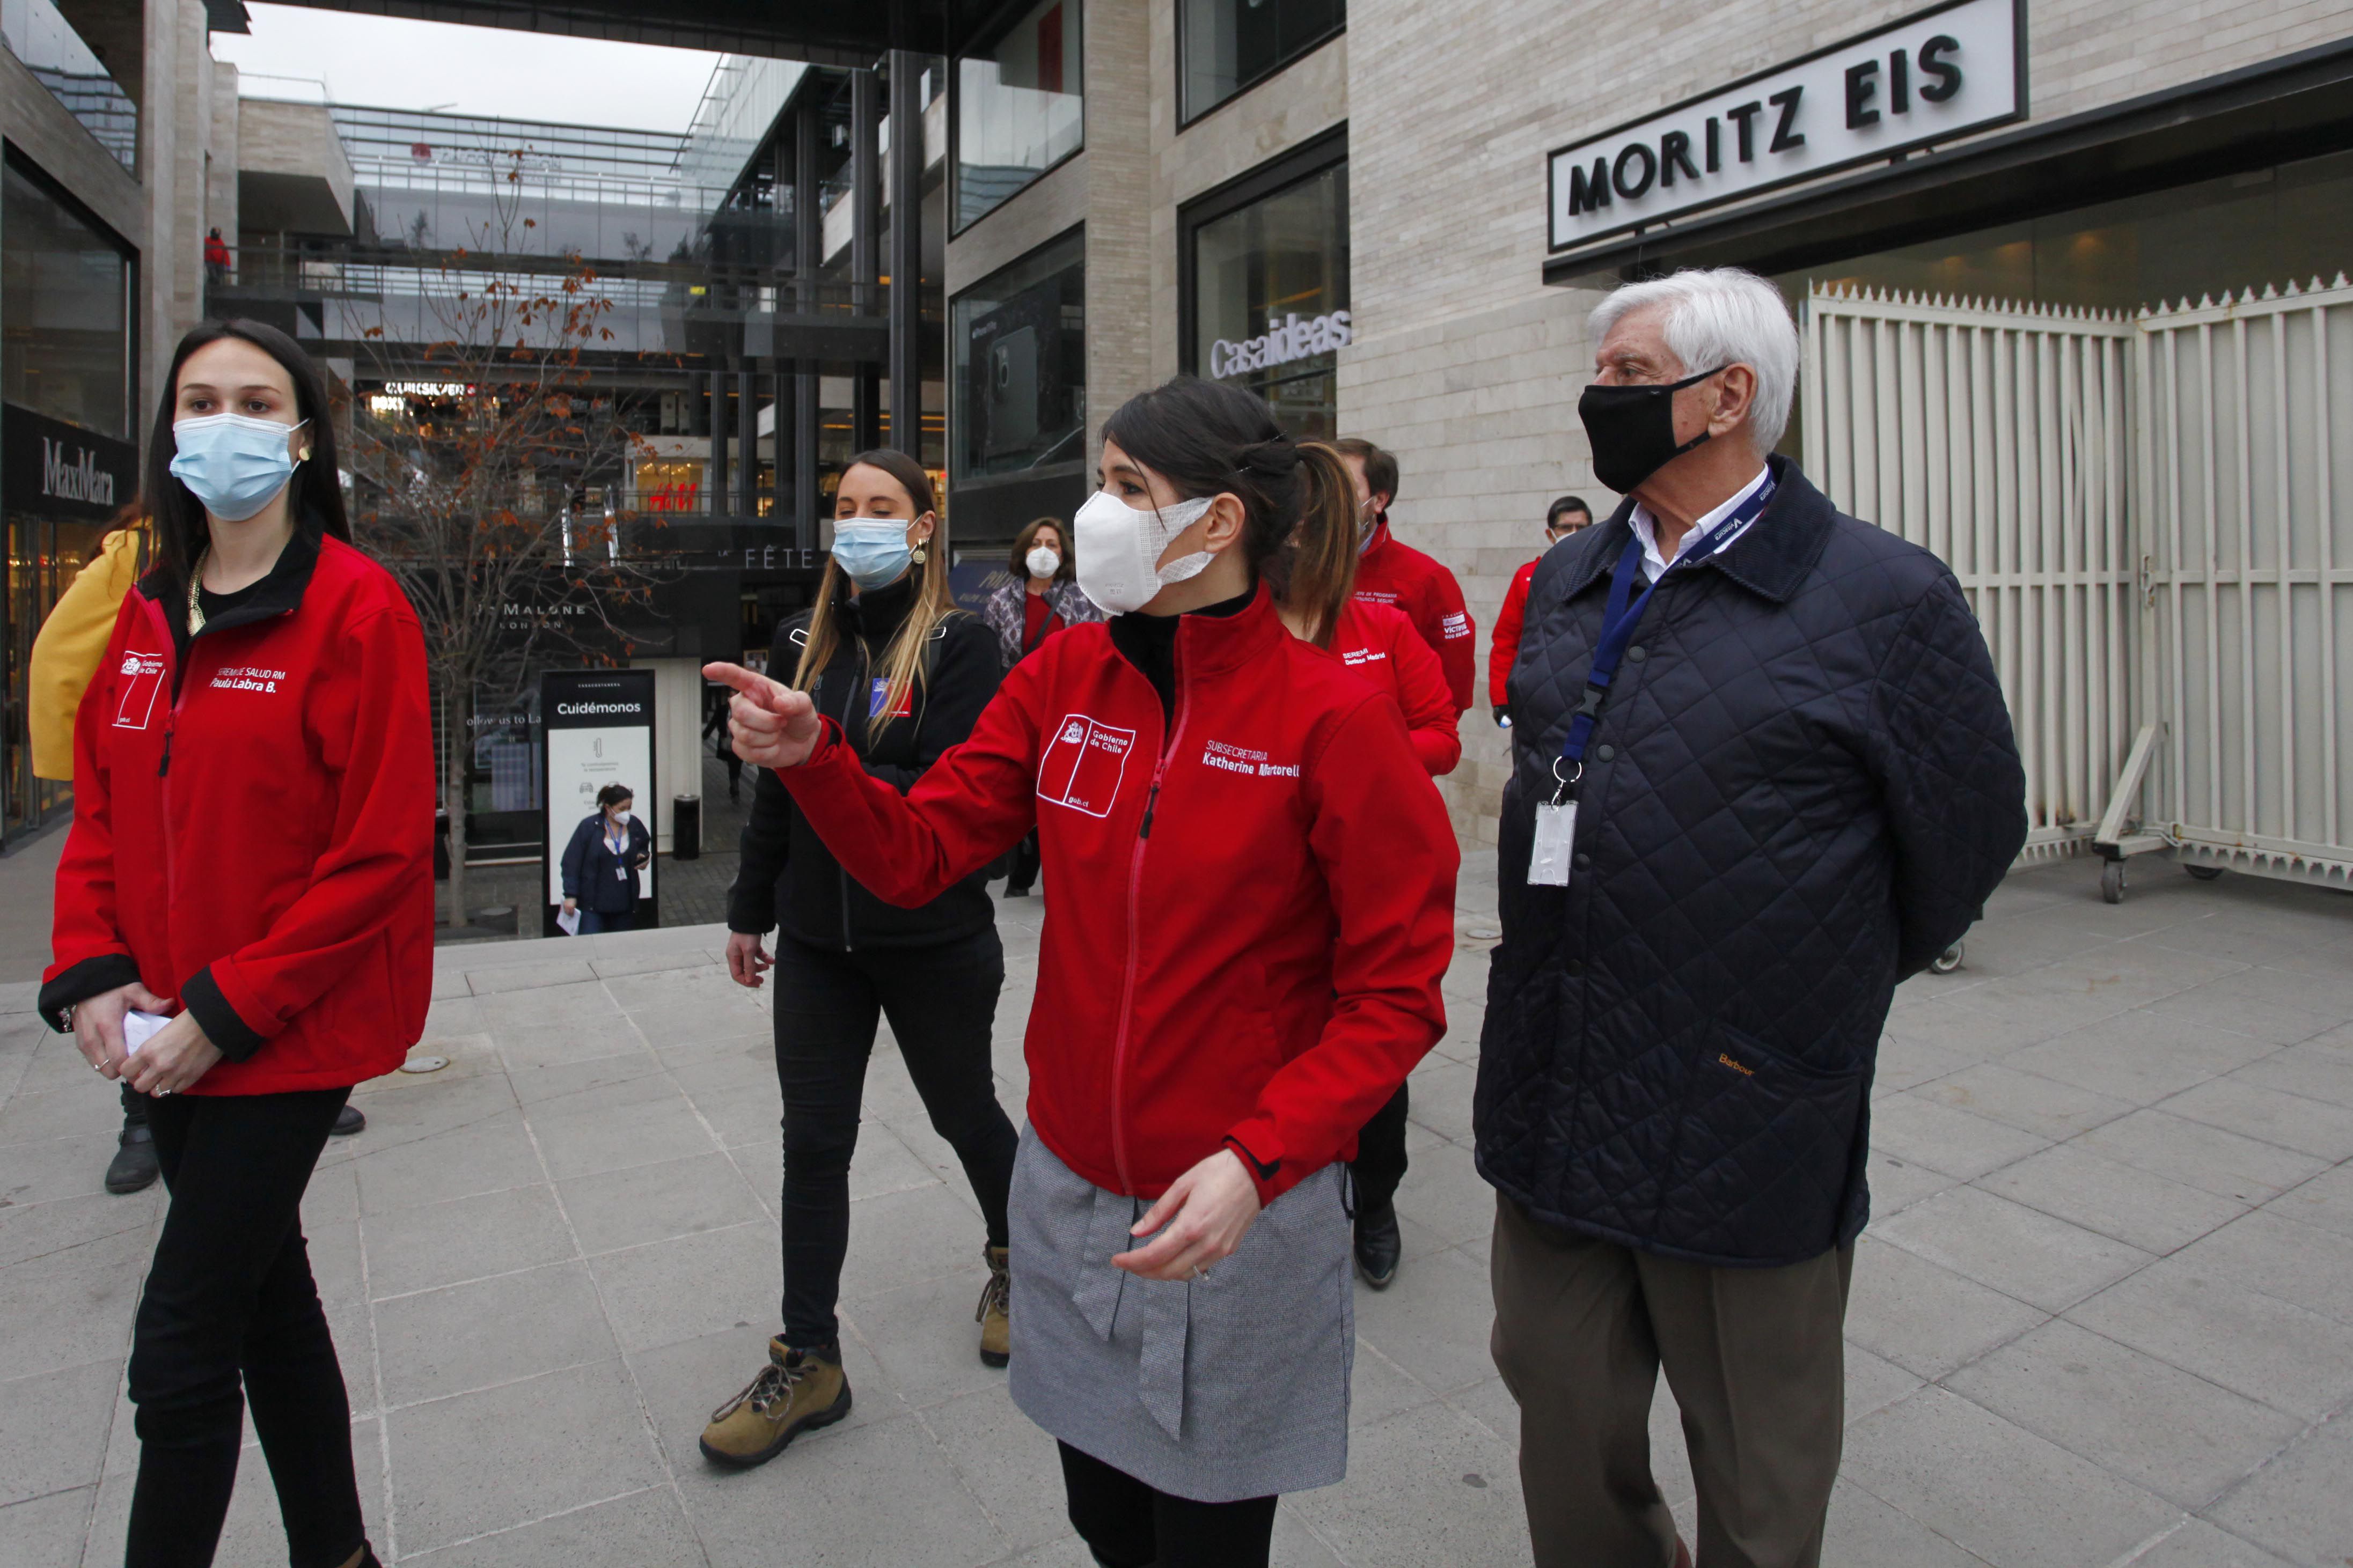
[1107,624,1192,1195]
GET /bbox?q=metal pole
[794,93,823,549]
[709,369,729,515]
[887,49,922,461]
[736,368,758,516]
[851,65,884,452]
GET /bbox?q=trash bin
[673,793,701,861]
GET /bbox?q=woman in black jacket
[558,784,650,932]
[700,449,1018,1472]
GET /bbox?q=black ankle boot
[1353,1202,1401,1290]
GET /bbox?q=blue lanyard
[1549,474,1776,806]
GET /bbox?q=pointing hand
[701,663,822,771]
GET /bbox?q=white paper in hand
[556,907,582,937]
[122,1010,171,1055]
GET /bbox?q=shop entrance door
[2120,277,2353,892]
[1800,285,2138,864]
[1800,279,2353,895]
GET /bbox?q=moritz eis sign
[1546,0,2025,253]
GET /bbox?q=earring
[912,544,928,564]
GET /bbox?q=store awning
[265,0,955,67]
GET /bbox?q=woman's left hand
[1112,1148,1264,1281]
[122,1011,223,1098]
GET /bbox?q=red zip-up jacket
[42,529,436,1094]
[1353,520,1475,714]
[1489,556,1541,708]
[1328,599,1460,776]
[776,586,1459,1204]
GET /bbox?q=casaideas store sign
[1546,0,2025,254]
[1210,311,1354,380]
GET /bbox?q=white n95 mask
[1072,489,1217,616]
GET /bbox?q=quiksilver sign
[42,436,115,507]
[1546,0,2025,254]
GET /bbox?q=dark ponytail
[1274,442,1362,649]
[1100,376,1309,575]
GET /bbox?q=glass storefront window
[1179,0,1342,125]
[1189,158,1348,441]
[952,228,1086,483]
[0,0,138,172]
[955,0,1084,231]
[2,158,133,438]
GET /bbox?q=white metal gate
[1801,286,2137,863]
[1801,278,2353,895]
[2119,278,2353,890]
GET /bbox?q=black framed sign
[538,668,657,936]
[1545,0,2027,257]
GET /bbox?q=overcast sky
[212,3,723,132]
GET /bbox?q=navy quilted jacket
[1477,458,2026,1267]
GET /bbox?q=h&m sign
[3,401,139,521]
[1546,0,2024,254]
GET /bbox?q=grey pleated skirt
[1005,1127,1355,1503]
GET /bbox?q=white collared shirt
[1626,466,1771,582]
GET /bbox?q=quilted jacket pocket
[1666,1025,1865,1263]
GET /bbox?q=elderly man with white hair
[1478,267,2027,1568]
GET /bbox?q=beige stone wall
[207,58,238,252]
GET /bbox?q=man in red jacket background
[1335,438,1475,715]
[1488,495,1593,728]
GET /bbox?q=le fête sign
[1546,0,2025,254]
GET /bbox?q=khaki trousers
[1489,1195,1853,1568]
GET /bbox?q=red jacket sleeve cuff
[1222,1125,1288,1207]
[770,716,847,781]
[182,964,272,1062]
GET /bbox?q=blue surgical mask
[169,413,306,522]
[831,518,917,590]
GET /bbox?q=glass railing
[1,0,136,173]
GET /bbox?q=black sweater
[724,576,1003,949]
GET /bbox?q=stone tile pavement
[1,857,2348,1566]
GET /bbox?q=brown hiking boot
[699,1337,851,1468]
[976,1245,1011,1367]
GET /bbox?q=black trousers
[1348,1084,1410,1217]
[122,1079,149,1127]
[128,1087,366,1568]
[1058,1441,1278,1568]
[1004,829,1042,894]
[773,929,1018,1347]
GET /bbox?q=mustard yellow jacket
[31,524,150,781]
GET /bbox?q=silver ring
[153,1087,171,1097]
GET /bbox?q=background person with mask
[702,449,1021,1472]
[558,783,650,932]
[982,516,1105,897]
[1488,496,1592,729]
[1483,268,2025,1568]
[42,318,433,1568]
[708,376,1457,1568]
[1333,437,1477,715]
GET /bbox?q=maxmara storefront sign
[2,401,140,521]
[1546,0,2025,253]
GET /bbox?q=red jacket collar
[1172,581,1285,679]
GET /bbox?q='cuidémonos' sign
[1546,0,2025,254]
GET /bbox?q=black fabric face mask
[1578,365,1725,494]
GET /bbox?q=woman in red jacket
[709,376,1458,1568]
[42,320,431,1568]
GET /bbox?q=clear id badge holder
[1528,761,1580,887]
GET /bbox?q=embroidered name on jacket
[212,665,288,693]
[1339,646,1388,667]
[1038,715,1136,817]
[1202,739,1300,778]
